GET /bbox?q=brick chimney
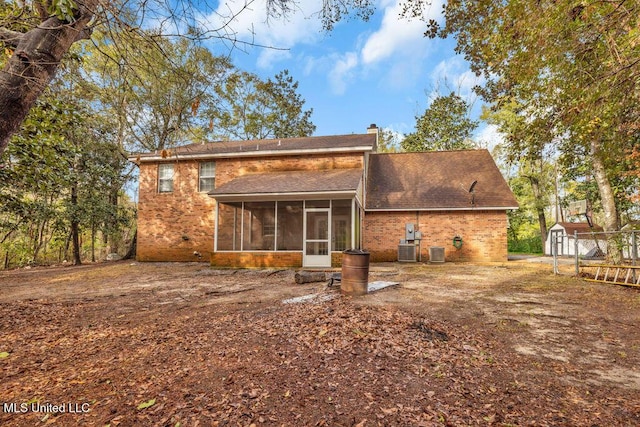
[367,123,379,148]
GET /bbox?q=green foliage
[49,0,78,22]
[377,128,401,153]
[401,92,478,152]
[0,69,134,268]
[422,0,640,231]
[508,235,543,255]
[209,69,315,140]
[86,32,236,152]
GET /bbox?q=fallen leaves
[0,272,639,426]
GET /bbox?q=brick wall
[137,160,216,262]
[363,210,509,262]
[136,152,365,263]
[215,153,364,187]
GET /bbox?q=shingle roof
[134,134,376,161]
[555,222,604,234]
[210,168,363,199]
[365,150,519,210]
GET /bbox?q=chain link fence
[551,230,640,282]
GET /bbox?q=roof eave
[210,190,357,202]
[131,146,374,163]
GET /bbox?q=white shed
[546,222,604,257]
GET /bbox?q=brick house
[132,126,518,267]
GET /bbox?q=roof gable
[365,150,519,211]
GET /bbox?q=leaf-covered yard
[1,261,639,426]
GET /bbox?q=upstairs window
[158,164,174,193]
[199,162,216,192]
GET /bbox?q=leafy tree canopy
[401,92,478,152]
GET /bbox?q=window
[199,162,216,192]
[158,164,174,193]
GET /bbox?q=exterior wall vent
[398,243,417,262]
[429,246,445,263]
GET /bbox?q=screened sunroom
[210,169,364,268]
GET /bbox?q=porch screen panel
[331,199,352,251]
[277,201,303,250]
[217,202,242,251]
[243,202,275,251]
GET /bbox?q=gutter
[210,190,356,201]
[129,146,375,163]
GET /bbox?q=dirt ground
[1,259,639,426]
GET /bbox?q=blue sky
[202,0,500,146]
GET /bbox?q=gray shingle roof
[135,134,376,160]
[210,168,363,198]
[365,150,519,210]
[555,222,604,234]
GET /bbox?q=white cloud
[202,0,323,68]
[428,56,484,104]
[361,0,444,65]
[328,52,359,95]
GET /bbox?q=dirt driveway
[1,260,639,426]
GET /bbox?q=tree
[0,57,133,267]
[482,101,554,250]
[209,69,315,140]
[85,32,235,151]
[415,0,640,260]
[377,128,401,153]
[0,0,96,156]
[401,92,478,152]
[0,0,374,155]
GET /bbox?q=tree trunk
[294,271,327,284]
[0,7,95,155]
[528,176,548,252]
[123,230,137,260]
[591,138,621,263]
[91,223,96,263]
[71,185,82,266]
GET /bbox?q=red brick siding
[137,152,364,263]
[363,210,509,262]
[216,153,364,187]
[210,252,303,268]
[137,160,216,262]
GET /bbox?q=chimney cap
[367,123,377,129]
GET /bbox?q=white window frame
[199,161,216,192]
[158,164,174,193]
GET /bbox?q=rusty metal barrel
[341,249,370,296]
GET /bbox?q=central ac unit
[429,246,445,263]
[398,243,417,262]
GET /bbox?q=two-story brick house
[132,126,518,268]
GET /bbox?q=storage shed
[546,222,604,257]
